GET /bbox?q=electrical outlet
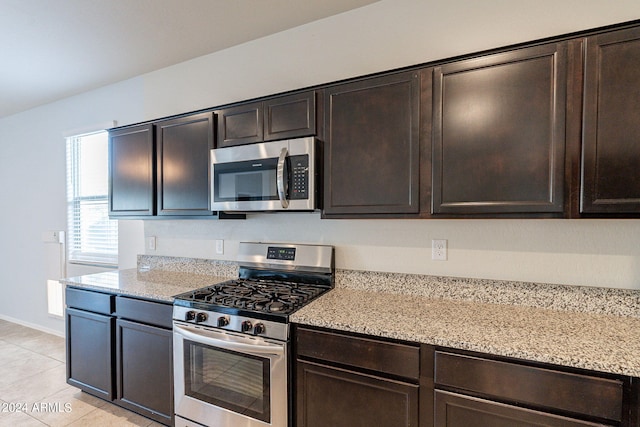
[432,239,447,261]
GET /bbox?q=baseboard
[0,314,65,337]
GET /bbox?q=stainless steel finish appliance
[173,242,334,427]
[210,137,317,212]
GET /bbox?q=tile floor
[0,319,163,427]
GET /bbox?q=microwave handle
[276,147,289,208]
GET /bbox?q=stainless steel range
[172,242,334,427]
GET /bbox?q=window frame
[66,130,118,267]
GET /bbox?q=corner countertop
[291,287,640,377]
[60,268,234,302]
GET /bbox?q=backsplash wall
[144,215,640,290]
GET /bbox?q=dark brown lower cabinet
[433,350,632,427]
[295,326,420,427]
[116,319,173,425]
[297,361,418,427]
[66,307,115,400]
[434,391,610,427]
[66,287,173,426]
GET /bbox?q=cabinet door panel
[216,102,263,147]
[66,307,114,400]
[116,319,173,425]
[297,360,418,427]
[582,26,640,213]
[156,112,213,216]
[432,43,568,214]
[109,124,154,216]
[435,391,610,427]
[324,71,420,216]
[264,91,316,141]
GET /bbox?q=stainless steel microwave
[210,137,317,212]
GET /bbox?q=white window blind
[66,131,118,266]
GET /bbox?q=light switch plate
[215,239,224,255]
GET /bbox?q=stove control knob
[241,321,253,332]
[254,323,266,335]
[195,312,208,323]
[185,311,196,321]
[217,316,229,327]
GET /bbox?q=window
[66,131,118,266]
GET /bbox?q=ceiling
[0,0,379,119]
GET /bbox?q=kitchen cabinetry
[66,287,115,400]
[216,91,317,147]
[431,349,629,426]
[431,42,572,215]
[323,71,421,217]
[65,287,173,426]
[156,112,214,216]
[581,26,640,214]
[295,326,420,427]
[115,296,173,425]
[109,112,214,218]
[109,124,155,217]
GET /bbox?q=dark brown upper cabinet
[216,91,316,148]
[109,124,155,217]
[156,112,214,216]
[432,42,571,216]
[581,26,640,214]
[323,71,421,217]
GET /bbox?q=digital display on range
[267,246,296,261]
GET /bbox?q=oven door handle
[276,147,289,209]
[174,323,285,356]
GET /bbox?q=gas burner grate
[176,278,327,315]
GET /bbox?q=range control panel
[267,246,296,261]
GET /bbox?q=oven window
[215,158,279,202]
[184,339,271,423]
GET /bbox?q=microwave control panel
[290,155,309,200]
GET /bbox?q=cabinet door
[432,43,568,215]
[264,91,316,141]
[582,27,640,213]
[156,112,214,216]
[324,71,421,216]
[434,391,610,427]
[109,124,155,216]
[297,360,419,427]
[216,101,263,147]
[66,307,114,400]
[116,319,173,425]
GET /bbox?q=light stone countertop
[60,268,234,302]
[60,256,640,377]
[291,287,640,377]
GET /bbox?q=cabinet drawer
[296,327,419,380]
[434,351,623,422]
[66,287,114,315]
[115,296,173,329]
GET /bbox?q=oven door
[173,321,287,427]
[210,137,315,212]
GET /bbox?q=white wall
[0,78,146,335]
[144,217,640,290]
[1,0,639,334]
